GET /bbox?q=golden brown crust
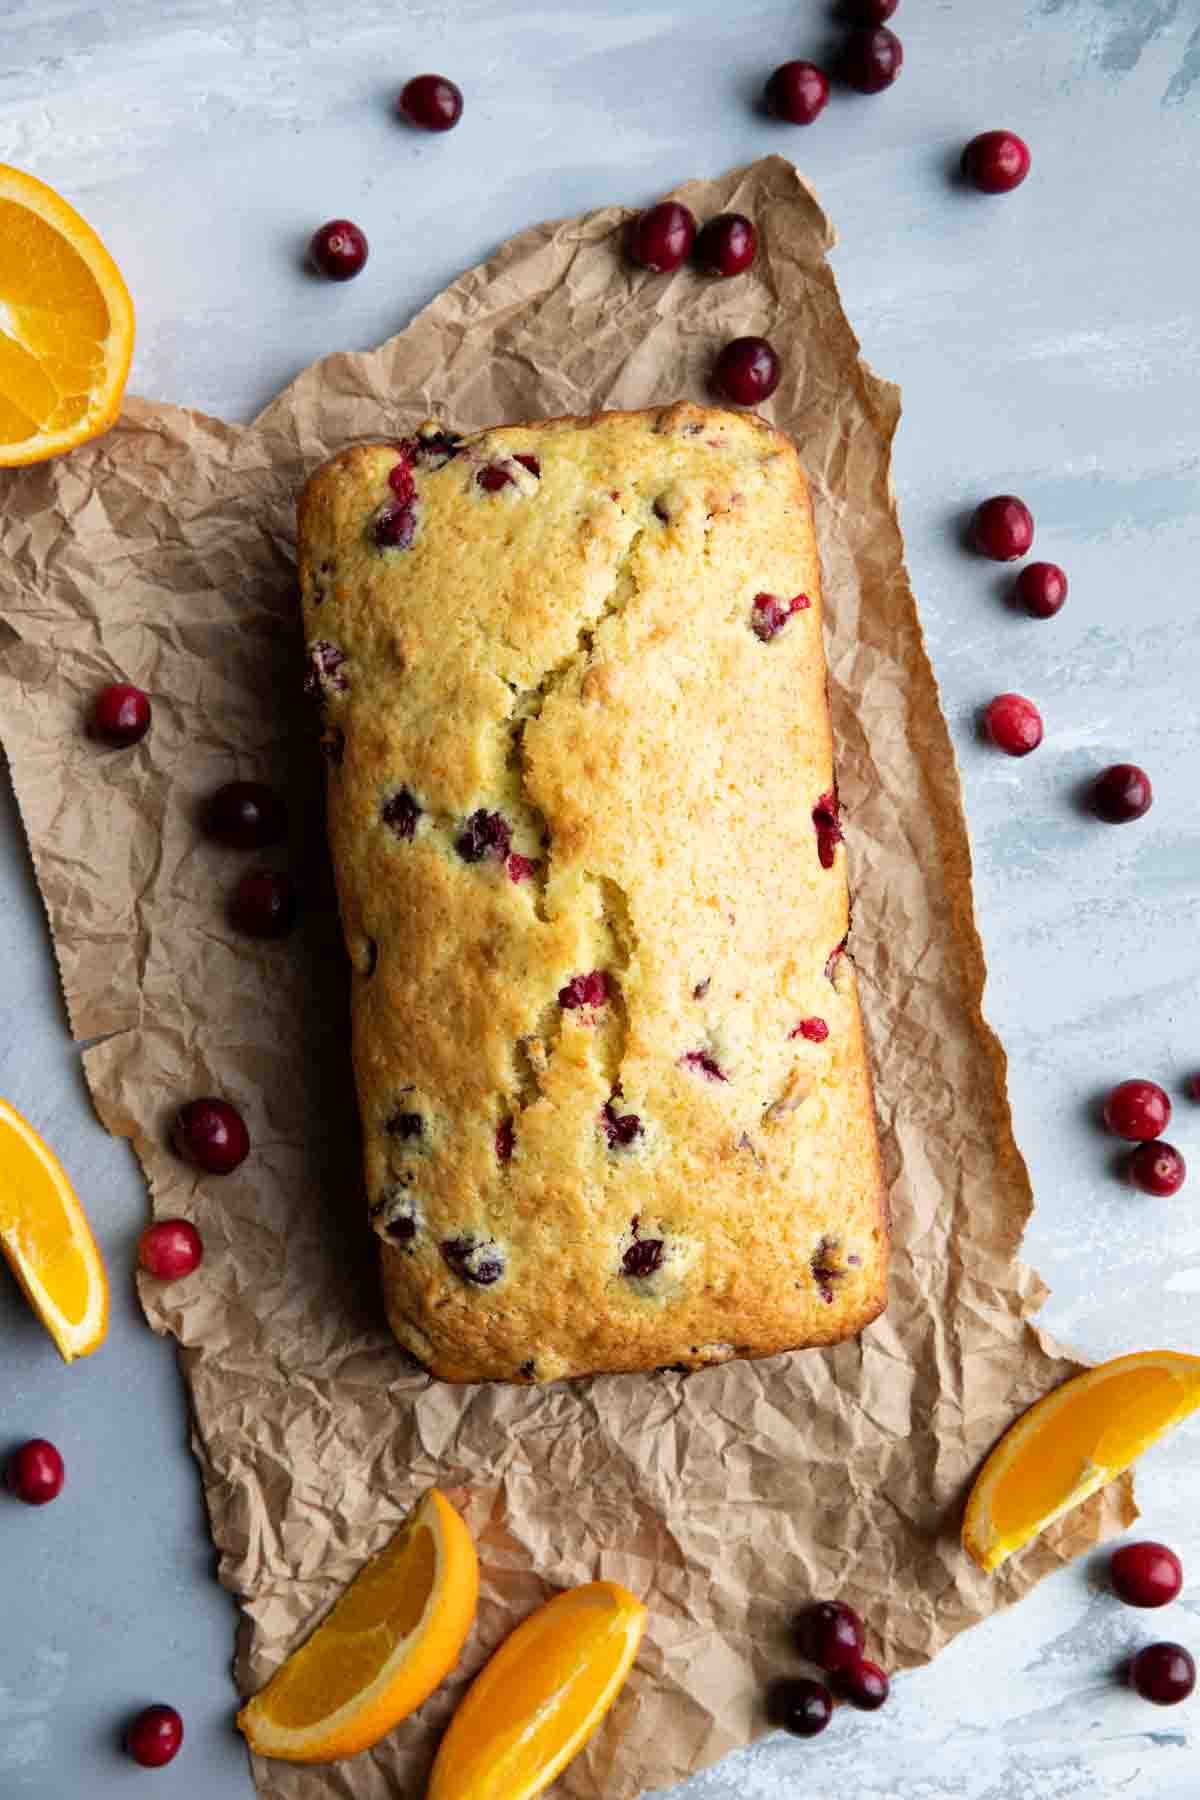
[297,403,888,1382]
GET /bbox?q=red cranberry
[714,336,781,406]
[1015,561,1067,618]
[172,1097,250,1175]
[972,495,1034,561]
[680,1050,728,1082]
[6,1438,65,1505]
[1128,1141,1186,1198]
[309,219,368,281]
[138,1219,203,1280]
[1130,1642,1196,1706]
[791,1017,829,1043]
[812,791,843,870]
[1091,762,1153,824]
[834,1657,890,1710]
[207,782,288,851]
[1190,1074,1200,1102]
[374,501,418,549]
[962,130,1031,195]
[622,1238,665,1279]
[507,853,536,884]
[495,1118,514,1162]
[752,592,810,641]
[399,74,463,132]
[229,870,298,939]
[440,1236,504,1286]
[797,1600,865,1673]
[845,0,898,19]
[841,27,904,93]
[984,693,1044,757]
[767,1677,833,1738]
[126,1704,184,1767]
[388,459,415,505]
[91,683,151,747]
[764,61,830,125]
[1103,1079,1171,1141]
[601,1101,643,1148]
[559,971,610,1009]
[629,201,697,273]
[694,213,758,277]
[1112,1542,1184,1608]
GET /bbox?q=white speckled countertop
[2,2,1198,1794]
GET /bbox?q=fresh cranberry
[1128,1141,1186,1197]
[961,130,1032,194]
[694,213,757,277]
[207,781,288,851]
[798,1601,863,1670]
[559,971,610,1009]
[812,791,843,869]
[309,219,368,281]
[622,1238,665,1278]
[138,1219,203,1281]
[507,853,536,884]
[6,1439,64,1505]
[811,1239,842,1304]
[229,870,298,939]
[790,1017,829,1043]
[834,1657,890,1710]
[1091,762,1153,824]
[1190,1074,1200,1102]
[382,788,421,840]
[629,201,697,273]
[1112,1542,1184,1608]
[1015,561,1067,619]
[845,0,898,19]
[374,501,418,549]
[399,73,463,131]
[91,683,151,747]
[455,810,511,863]
[1103,1079,1171,1141]
[680,1050,728,1082]
[972,495,1034,561]
[841,27,904,93]
[126,1704,184,1767]
[764,61,830,125]
[767,1677,833,1738]
[751,592,810,641]
[601,1101,643,1147]
[714,336,781,406]
[1130,1642,1196,1706]
[495,1118,514,1162]
[172,1097,250,1175]
[984,693,1044,756]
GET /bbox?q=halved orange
[0,164,134,465]
[963,1350,1200,1572]
[0,1095,108,1361]
[237,1487,478,1763]
[427,1580,646,1800]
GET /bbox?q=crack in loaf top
[296,402,888,1383]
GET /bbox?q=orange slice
[0,164,134,465]
[427,1580,646,1800]
[0,1096,108,1361]
[963,1350,1200,1572]
[237,1487,479,1763]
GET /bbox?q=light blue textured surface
[2,2,1199,1795]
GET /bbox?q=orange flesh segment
[265,1521,437,1729]
[0,1097,107,1357]
[988,1363,1184,1540]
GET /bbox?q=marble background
[2,1,1198,1794]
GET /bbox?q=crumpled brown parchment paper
[0,157,1135,1799]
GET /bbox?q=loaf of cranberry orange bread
[297,402,887,1383]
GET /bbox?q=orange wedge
[427,1580,646,1800]
[237,1487,478,1763]
[963,1350,1200,1572]
[0,164,134,465]
[0,1095,108,1361]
